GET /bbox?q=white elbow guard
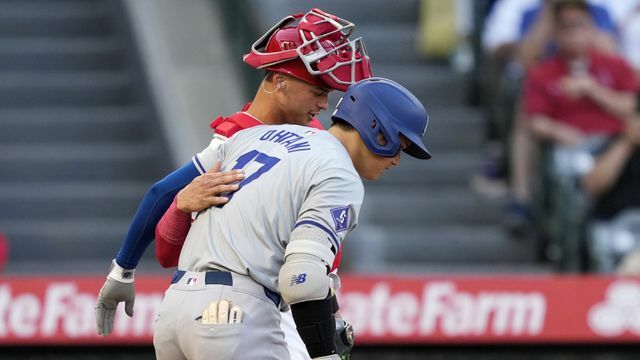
[279,225,336,305]
[279,253,330,305]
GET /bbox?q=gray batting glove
[335,317,355,359]
[95,260,135,336]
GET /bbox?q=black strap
[291,296,337,358]
[331,294,339,313]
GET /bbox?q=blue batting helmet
[331,77,431,159]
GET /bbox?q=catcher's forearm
[114,162,199,269]
[156,198,191,268]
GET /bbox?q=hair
[552,0,591,23]
[330,118,357,132]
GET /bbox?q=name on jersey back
[259,129,312,153]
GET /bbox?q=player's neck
[245,82,285,125]
[328,127,358,160]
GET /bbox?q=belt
[171,270,281,307]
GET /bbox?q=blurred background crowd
[467,0,640,274]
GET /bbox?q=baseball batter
[153,77,432,359]
[95,8,372,360]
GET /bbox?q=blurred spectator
[582,118,640,219]
[483,0,617,68]
[473,0,619,198]
[508,0,637,234]
[582,117,640,272]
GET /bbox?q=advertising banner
[0,275,638,345]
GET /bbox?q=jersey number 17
[221,150,280,206]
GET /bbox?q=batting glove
[95,260,135,336]
[200,300,243,324]
[335,317,355,359]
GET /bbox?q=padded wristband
[331,295,339,313]
[108,259,135,283]
[291,296,337,358]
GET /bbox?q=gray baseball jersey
[178,124,364,293]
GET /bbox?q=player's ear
[273,73,286,90]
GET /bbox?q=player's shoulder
[221,124,275,146]
[303,128,362,183]
[237,124,327,146]
[285,126,350,159]
[231,124,353,166]
[268,124,359,172]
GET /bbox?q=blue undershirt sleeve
[114,161,200,269]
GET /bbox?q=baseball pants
[153,270,290,360]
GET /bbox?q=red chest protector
[210,103,324,137]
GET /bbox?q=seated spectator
[483,0,617,67]
[583,118,640,220]
[508,0,637,234]
[583,118,640,272]
[516,0,618,68]
[474,0,619,197]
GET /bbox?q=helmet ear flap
[368,119,392,147]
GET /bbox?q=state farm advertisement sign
[0,276,166,345]
[0,275,639,345]
[338,276,640,344]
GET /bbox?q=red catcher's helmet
[243,8,372,91]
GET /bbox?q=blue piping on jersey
[115,162,200,269]
[294,220,339,251]
[193,155,206,174]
